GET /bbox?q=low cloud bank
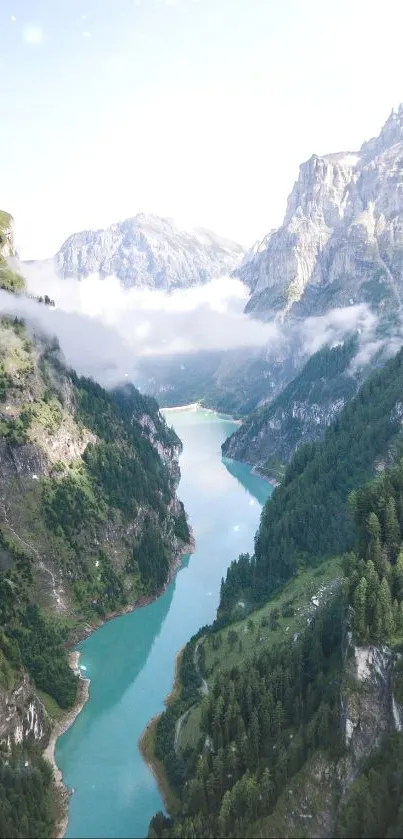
[0,261,397,389]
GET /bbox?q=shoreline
[69,534,195,646]
[138,647,185,816]
[43,651,91,839]
[161,402,242,424]
[47,535,195,838]
[250,464,280,487]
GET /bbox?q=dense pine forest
[219,346,403,619]
[149,345,403,839]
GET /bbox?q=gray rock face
[240,105,403,320]
[221,339,361,474]
[34,215,245,290]
[0,674,49,752]
[0,213,15,260]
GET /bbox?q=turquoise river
[56,408,272,838]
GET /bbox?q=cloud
[0,289,133,387]
[18,263,280,354]
[0,264,282,386]
[0,263,393,395]
[22,25,43,44]
[300,304,378,357]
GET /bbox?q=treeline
[0,531,77,708]
[222,335,360,460]
[0,749,56,839]
[345,458,403,641]
[149,596,344,839]
[153,627,209,788]
[219,346,403,618]
[40,373,187,608]
[338,733,403,837]
[0,533,77,838]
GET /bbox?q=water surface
[56,409,272,838]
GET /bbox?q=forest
[40,371,188,611]
[219,346,403,619]
[149,596,345,838]
[149,345,403,839]
[0,336,188,838]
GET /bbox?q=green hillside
[147,344,403,839]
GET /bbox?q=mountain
[0,212,192,838]
[136,109,403,424]
[147,344,403,839]
[239,106,403,321]
[222,337,362,476]
[216,107,403,468]
[30,214,245,290]
[136,345,300,418]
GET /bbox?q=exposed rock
[28,215,245,290]
[0,213,15,260]
[0,673,49,752]
[222,339,361,475]
[240,106,403,321]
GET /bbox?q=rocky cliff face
[0,324,189,616]
[217,108,403,468]
[259,638,403,839]
[0,672,49,753]
[0,211,15,260]
[30,214,245,290]
[222,339,362,476]
[240,106,403,321]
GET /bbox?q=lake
[56,408,272,838]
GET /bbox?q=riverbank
[69,534,195,646]
[50,409,271,838]
[250,464,280,487]
[48,534,194,838]
[138,647,185,817]
[43,651,90,839]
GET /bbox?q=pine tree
[393,548,403,601]
[364,559,380,619]
[260,767,273,811]
[353,576,368,640]
[367,513,383,575]
[379,576,395,638]
[384,497,401,562]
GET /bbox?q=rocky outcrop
[263,639,403,839]
[138,411,182,486]
[343,644,398,766]
[29,215,245,290]
[0,212,15,260]
[0,672,49,753]
[222,339,361,476]
[240,106,403,321]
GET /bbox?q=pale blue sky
[2,0,403,258]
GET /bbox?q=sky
[1,0,403,259]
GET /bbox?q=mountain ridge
[27,214,245,291]
[239,105,403,320]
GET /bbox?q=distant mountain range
[20,106,403,478]
[26,214,245,291]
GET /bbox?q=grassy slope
[177,556,342,755]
